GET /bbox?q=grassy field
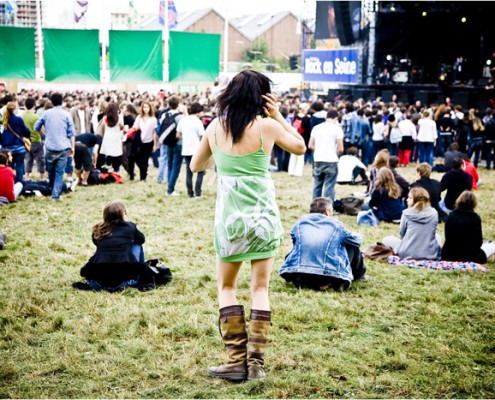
[0,162,494,399]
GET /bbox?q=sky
[44,0,306,29]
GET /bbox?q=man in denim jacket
[280,197,367,291]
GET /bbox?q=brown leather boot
[247,309,271,381]
[207,305,248,381]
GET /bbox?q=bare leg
[250,257,274,311]
[216,260,242,308]
[81,170,90,185]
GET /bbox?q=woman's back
[397,206,440,260]
[442,207,486,263]
[213,118,271,176]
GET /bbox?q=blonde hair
[92,200,126,241]
[416,162,432,177]
[455,190,477,210]
[372,149,390,169]
[2,102,16,127]
[375,168,401,199]
[409,187,430,212]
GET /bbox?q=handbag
[363,242,395,259]
[7,123,31,152]
[337,196,364,215]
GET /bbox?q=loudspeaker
[333,1,354,46]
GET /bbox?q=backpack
[158,111,181,146]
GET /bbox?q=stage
[326,83,493,110]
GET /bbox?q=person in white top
[309,109,344,201]
[417,110,437,166]
[371,113,386,161]
[177,102,205,197]
[337,146,368,184]
[96,102,124,172]
[133,101,157,181]
[397,113,417,167]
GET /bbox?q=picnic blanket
[387,256,489,272]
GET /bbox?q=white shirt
[398,119,417,140]
[337,155,366,182]
[78,109,86,134]
[417,118,438,143]
[134,115,157,143]
[372,121,386,141]
[177,115,204,156]
[311,120,343,163]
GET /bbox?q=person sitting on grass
[388,155,410,204]
[382,187,441,260]
[0,150,23,205]
[279,197,368,291]
[336,146,368,185]
[365,148,389,195]
[410,162,447,223]
[358,167,405,225]
[74,199,171,292]
[441,191,495,264]
[440,157,472,214]
[461,153,479,190]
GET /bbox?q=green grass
[0,163,494,398]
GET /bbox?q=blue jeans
[65,156,74,174]
[361,136,373,167]
[11,149,26,183]
[46,149,69,199]
[436,134,452,157]
[184,155,205,197]
[312,162,338,200]
[157,144,169,184]
[485,141,495,170]
[468,138,483,168]
[418,142,434,166]
[132,244,145,263]
[167,144,182,194]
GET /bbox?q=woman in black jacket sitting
[441,191,495,264]
[77,200,169,291]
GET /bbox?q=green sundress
[213,120,283,262]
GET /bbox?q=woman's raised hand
[262,93,281,119]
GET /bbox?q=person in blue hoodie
[280,197,367,291]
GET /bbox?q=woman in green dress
[191,70,306,381]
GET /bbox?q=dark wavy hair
[92,200,126,241]
[215,70,272,144]
[105,102,120,128]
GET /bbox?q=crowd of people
[1,71,495,382]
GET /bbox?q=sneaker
[167,192,179,197]
[33,190,43,197]
[356,274,370,282]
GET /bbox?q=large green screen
[0,27,35,79]
[43,29,100,81]
[169,31,220,82]
[109,31,163,82]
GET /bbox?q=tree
[242,38,269,62]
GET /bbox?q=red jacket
[0,165,15,202]
[463,160,479,190]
